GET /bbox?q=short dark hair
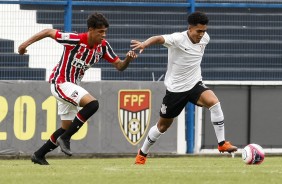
[87,13,109,29]
[188,12,209,26]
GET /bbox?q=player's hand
[18,44,28,55]
[130,40,145,54]
[126,50,138,61]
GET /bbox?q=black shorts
[160,81,209,119]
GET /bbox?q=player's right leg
[135,117,173,165]
[135,90,186,165]
[135,122,164,165]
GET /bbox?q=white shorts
[50,82,89,120]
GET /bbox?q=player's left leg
[57,94,99,156]
[197,89,237,153]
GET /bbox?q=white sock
[141,125,163,154]
[209,102,225,143]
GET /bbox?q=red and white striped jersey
[49,30,119,84]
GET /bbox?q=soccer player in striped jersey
[18,13,137,165]
[131,11,237,165]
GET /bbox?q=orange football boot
[218,141,238,153]
[135,149,147,165]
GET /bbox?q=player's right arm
[130,35,165,53]
[18,28,57,55]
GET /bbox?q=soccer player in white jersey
[18,13,137,165]
[131,11,237,164]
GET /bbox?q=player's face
[188,24,207,44]
[89,26,108,44]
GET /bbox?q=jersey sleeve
[55,30,80,46]
[202,32,210,45]
[162,33,180,48]
[102,40,119,63]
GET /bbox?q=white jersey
[162,31,210,92]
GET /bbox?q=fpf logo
[118,90,151,145]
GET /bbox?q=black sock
[35,128,65,157]
[35,140,57,158]
[60,117,84,140]
[218,141,225,146]
[60,100,99,140]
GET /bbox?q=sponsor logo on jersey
[61,33,70,40]
[118,90,151,145]
[71,58,90,70]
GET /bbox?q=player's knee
[88,100,99,113]
[205,99,219,108]
[157,119,173,133]
[209,102,224,122]
[80,100,99,120]
[158,125,169,133]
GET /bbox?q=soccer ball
[242,143,265,165]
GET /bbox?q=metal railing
[1,0,282,31]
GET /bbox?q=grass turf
[0,156,281,184]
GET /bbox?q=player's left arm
[112,50,138,71]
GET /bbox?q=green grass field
[0,156,281,184]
